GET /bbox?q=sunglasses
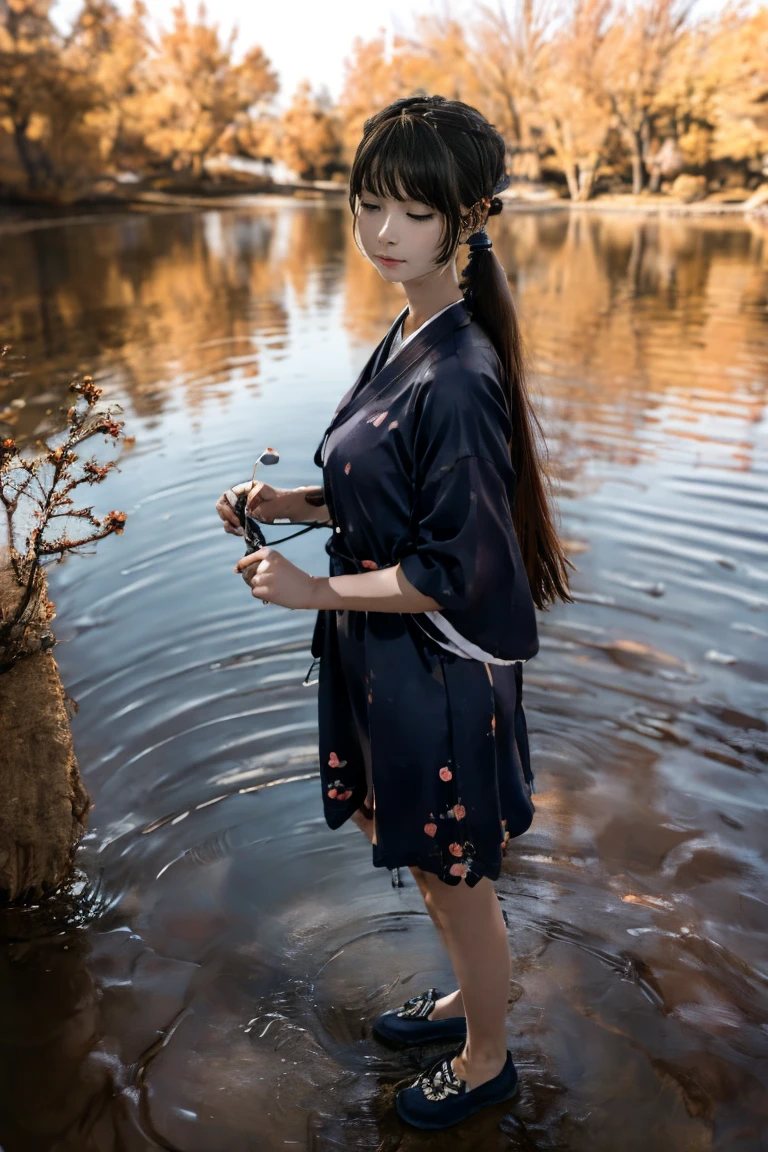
[232,446,326,554]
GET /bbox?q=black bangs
[349,115,464,266]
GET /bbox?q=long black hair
[348,93,574,611]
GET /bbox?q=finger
[224,523,245,536]
[245,484,272,515]
[234,547,271,573]
[219,504,242,527]
[218,493,244,525]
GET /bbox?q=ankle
[452,1047,507,1090]
[456,1044,507,1069]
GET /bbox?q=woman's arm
[309,563,442,613]
[293,485,333,525]
[234,548,442,612]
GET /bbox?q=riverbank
[0,555,89,903]
[522,185,768,217]
[1,178,766,233]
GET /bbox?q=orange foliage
[0,0,766,202]
[129,3,278,175]
[277,81,343,180]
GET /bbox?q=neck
[400,265,464,340]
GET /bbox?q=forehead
[359,184,428,203]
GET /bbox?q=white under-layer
[415,610,525,666]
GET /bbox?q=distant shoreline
[1,181,766,234]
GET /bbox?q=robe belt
[324,532,400,578]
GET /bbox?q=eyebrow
[360,188,427,205]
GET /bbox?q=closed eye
[360,201,434,221]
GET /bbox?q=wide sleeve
[399,350,539,662]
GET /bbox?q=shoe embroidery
[395,987,438,1020]
[416,1056,466,1102]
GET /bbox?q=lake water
[1,202,767,1151]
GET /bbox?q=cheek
[411,222,445,264]
[356,216,371,250]
[356,212,379,251]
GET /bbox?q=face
[355,185,458,286]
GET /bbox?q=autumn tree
[400,12,474,103]
[472,0,557,180]
[277,80,343,180]
[536,0,613,200]
[0,0,103,197]
[65,0,152,177]
[218,110,279,163]
[598,0,696,194]
[706,2,768,175]
[643,17,716,185]
[132,2,279,177]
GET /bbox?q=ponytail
[460,201,576,611]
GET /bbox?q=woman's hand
[246,482,305,523]
[215,481,304,536]
[234,547,318,610]
[215,480,253,536]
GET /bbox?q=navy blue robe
[311,298,539,886]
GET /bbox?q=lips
[376,255,405,265]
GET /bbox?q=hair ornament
[467,170,510,248]
[468,228,492,252]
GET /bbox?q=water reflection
[0,204,766,1150]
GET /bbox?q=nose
[377,211,399,245]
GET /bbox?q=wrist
[307,574,331,609]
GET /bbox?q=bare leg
[351,806,465,1020]
[408,865,464,1020]
[419,872,510,1090]
[350,806,375,843]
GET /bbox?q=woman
[216,94,574,1130]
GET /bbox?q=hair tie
[468,228,492,252]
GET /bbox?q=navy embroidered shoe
[372,987,468,1047]
[395,1048,519,1130]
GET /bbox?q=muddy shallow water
[1,204,767,1151]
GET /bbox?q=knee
[409,864,432,901]
[418,869,458,917]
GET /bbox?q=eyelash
[360,201,434,221]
